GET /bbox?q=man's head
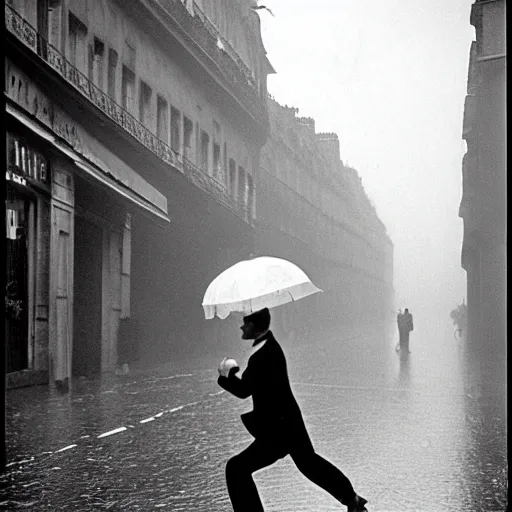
[404,308,409,313]
[241,308,271,340]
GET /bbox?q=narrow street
[2,318,507,512]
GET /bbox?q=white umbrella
[202,256,322,319]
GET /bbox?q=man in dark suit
[217,308,368,512]
[400,308,413,353]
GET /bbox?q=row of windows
[66,8,256,217]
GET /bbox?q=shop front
[5,129,51,385]
[5,104,169,389]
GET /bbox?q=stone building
[257,99,394,340]
[5,0,273,387]
[459,0,506,359]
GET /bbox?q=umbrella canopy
[202,256,322,319]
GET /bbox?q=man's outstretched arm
[218,366,253,399]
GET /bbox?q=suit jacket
[218,331,310,447]
[402,313,413,332]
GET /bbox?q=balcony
[5,4,249,223]
[153,0,266,124]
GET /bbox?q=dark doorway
[73,215,102,377]
[5,189,30,372]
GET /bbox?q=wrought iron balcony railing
[156,0,266,120]
[191,1,257,89]
[5,4,250,223]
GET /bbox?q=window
[37,0,49,43]
[139,80,152,126]
[229,159,236,198]
[68,12,87,71]
[223,142,228,185]
[183,116,193,160]
[121,65,135,114]
[89,37,105,89]
[171,107,181,153]
[156,96,169,143]
[237,167,246,206]
[247,173,254,220]
[200,131,210,173]
[107,48,118,99]
[213,121,222,181]
[125,40,136,72]
[48,0,62,49]
[213,143,221,181]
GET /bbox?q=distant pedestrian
[217,308,369,512]
[399,308,413,353]
[396,310,403,351]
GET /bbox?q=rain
[3,1,506,511]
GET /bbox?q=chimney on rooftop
[316,132,342,172]
[296,116,316,134]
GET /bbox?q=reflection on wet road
[2,320,507,511]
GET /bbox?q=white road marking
[97,427,127,438]
[54,444,77,453]
[140,417,155,424]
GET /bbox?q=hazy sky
[258,0,474,318]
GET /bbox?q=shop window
[5,188,32,372]
[139,80,152,126]
[157,95,169,143]
[183,116,193,160]
[107,48,118,99]
[171,107,181,153]
[121,65,135,114]
[200,131,209,173]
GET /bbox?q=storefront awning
[6,103,170,223]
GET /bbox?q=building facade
[459,0,506,359]
[5,0,273,387]
[256,99,394,341]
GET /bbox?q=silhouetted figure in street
[450,300,467,341]
[399,308,413,353]
[217,308,368,512]
[396,310,403,352]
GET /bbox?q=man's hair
[243,308,271,332]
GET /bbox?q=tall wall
[5,0,272,385]
[257,99,394,341]
[460,0,506,361]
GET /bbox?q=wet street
[2,318,507,512]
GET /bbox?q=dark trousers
[225,435,356,512]
[399,329,410,352]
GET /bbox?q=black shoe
[346,494,368,512]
